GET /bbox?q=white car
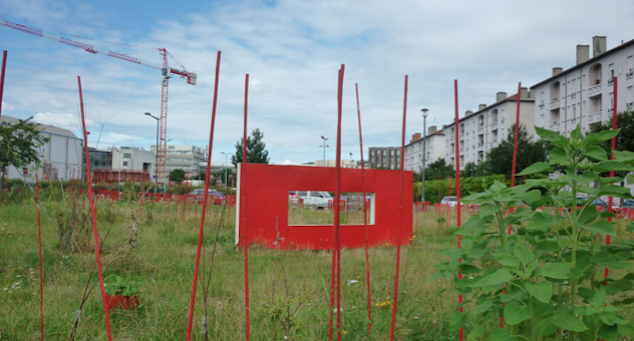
[289,191,333,209]
[441,196,463,207]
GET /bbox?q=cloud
[3,0,634,164]
[282,159,294,165]
[33,112,93,131]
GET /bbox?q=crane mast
[0,19,197,181]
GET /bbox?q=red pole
[390,75,408,341]
[186,51,221,341]
[0,50,7,121]
[606,76,617,283]
[354,83,373,336]
[454,79,464,341]
[333,65,345,341]
[77,76,113,341]
[508,82,521,234]
[241,73,251,341]
[36,174,44,341]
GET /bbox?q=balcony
[549,98,560,110]
[588,83,602,97]
[550,123,560,131]
[477,142,484,150]
[588,111,602,124]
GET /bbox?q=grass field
[0,194,458,341]
[3,192,634,340]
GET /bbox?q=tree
[231,128,270,165]
[0,117,49,187]
[461,162,478,178]
[169,169,185,183]
[590,109,634,159]
[483,123,549,177]
[424,158,455,180]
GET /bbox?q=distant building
[87,147,112,170]
[1,115,83,182]
[368,147,401,169]
[404,126,445,172]
[150,144,206,178]
[112,146,155,178]
[531,36,634,136]
[442,89,535,170]
[314,159,355,168]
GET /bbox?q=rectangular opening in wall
[288,190,375,226]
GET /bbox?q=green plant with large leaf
[431,125,634,340]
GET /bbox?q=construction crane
[0,19,197,181]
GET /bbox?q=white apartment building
[150,144,206,178]
[531,36,634,135]
[1,115,83,182]
[443,90,535,170]
[404,126,445,172]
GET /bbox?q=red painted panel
[237,164,413,250]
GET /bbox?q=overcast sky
[1,0,633,165]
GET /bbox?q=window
[582,74,586,88]
[628,86,634,106]
[572,78,576,92]
[123,153,132,158]
[123,161,128,166]
[610,92,614,109]
[628,56,634,75]
[609,63,615,81]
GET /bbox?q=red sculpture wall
[236,164,413,250]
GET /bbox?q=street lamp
[421,108,429,203]
[145,112,159,195]
[320,135,329,167]
[221,151,232,188]
[349,152,352,168]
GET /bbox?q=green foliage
[0,117,49,188]
[170,168,185,183]
[431,125,634,340]
[104,276,139,296]
[590,109,634,177]
[415,174,515,204]
[232,128,270,165]
[484,123,550,177]
[423,158,455,180]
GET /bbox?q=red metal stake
[606,76,618,283]
[354,84,372,339]
[36,174,44,341]
[454,80,464,341]
[390,75,408,341]
[333,65,345,341]
[241,73,251,341]
[186,51,221,341]
[0,50,7,121]
[77,76,113,341]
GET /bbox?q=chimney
[576,44,590,64]
[478,104,486,111]
[411,133,421,143]
[592,36,606,57]
[428,125,437,135]
[465,110,473,117]
[552,67,563,76]
[520,87,528,99]
[496,92,507,102]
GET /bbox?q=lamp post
[349,152,352,168]
[221,151,232,188]
[421,108,429,203]
[320,135,329,167]
[145,112,159,195]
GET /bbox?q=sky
[1,0,634,165]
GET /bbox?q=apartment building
[314,159,355,168]
[368,146,401,169]
[404,126,445,172]
[531,36,634,135]
[443,90,535,170]
[150,144,206,178]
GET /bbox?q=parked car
[289,190,332,209]
[622,200,634,209]
[440,196,463,208]
[188,188,226,203]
